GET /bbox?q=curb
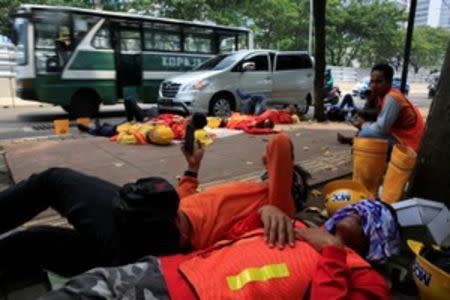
[200,149,352,190]
[0,133,92,145]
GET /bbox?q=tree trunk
[407,41,450,208]
[313,0,326,121]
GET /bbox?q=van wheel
[297,94,311,115]
[67,90,100,118]
[210,94,233,117]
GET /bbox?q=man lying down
[40,199,401,300]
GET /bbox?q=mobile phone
[184,124,195,155]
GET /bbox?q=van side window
[276,54,312,70]
[240,54,269,71]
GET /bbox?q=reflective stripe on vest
[227,263,290,291]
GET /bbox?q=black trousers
[0,168,122,277]
[124,97,159,123]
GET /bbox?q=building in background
[415,0,450,28]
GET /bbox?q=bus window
[92,25,111,49]
[73,14,99,46]
[184,27,213,53]
[219,34,236,53]
[13,18,28,65]
[143,23,181,51]
[35,22,58,73]
[34,11,71,73]
[238,33,248,50]
[120,29,141,52]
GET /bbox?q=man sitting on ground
[350,64,425,151]
[337,89,380,145]
[41,199,401,300]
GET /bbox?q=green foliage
[411,26,450,73]
[0,0,91,39]
[326,0,406,67]
[2,0,448,72]
[151,0,311,51]
[0,0,24,39]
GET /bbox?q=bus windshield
[193,52,244,71]
[14,18,28,65]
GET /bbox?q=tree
[0,0,91,39]
[325,0,405,67]
[313,0,326,122]
[410,26,450,73]
[0,0,21,40]
[408,41,450,208]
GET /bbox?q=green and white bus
[13,5,252,116]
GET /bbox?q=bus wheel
[68,90,100,118]
[209,94,234,117]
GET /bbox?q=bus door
[112,22,143,100]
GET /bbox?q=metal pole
[401,0,417,93]
[308,0,313,54]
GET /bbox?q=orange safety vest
[178,227,370,300]
[380,90,425,152]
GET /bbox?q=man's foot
[337,133,353,145]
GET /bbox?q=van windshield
[193,52,243,71]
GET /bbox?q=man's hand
[181,142,204,173]
[258,205,295,249]
[351,115,365,129]
[295,228,343,252]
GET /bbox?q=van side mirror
[242,62,255,72]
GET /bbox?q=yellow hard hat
[407,240,450,300]
[195,129,214,146]
[324,179,373,216]
[207,117,222,128]
[147,125,174,145]
[291,114,300,124]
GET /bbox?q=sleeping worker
[40,199,401,300]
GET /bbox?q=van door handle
[307,73,312,78]
[265,77,271,80]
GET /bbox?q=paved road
[0,103,156,140]
[0,90,431,141]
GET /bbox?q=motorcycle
[427,73,440,99]
[428,82,436,99]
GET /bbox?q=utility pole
[408,41,450,208]
[308,0,313,54]
[313,0,326,121]
[400,0,417,93]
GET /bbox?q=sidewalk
[0,122,356,227]
[0,124,420,299]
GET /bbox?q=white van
[157,50,314,116]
